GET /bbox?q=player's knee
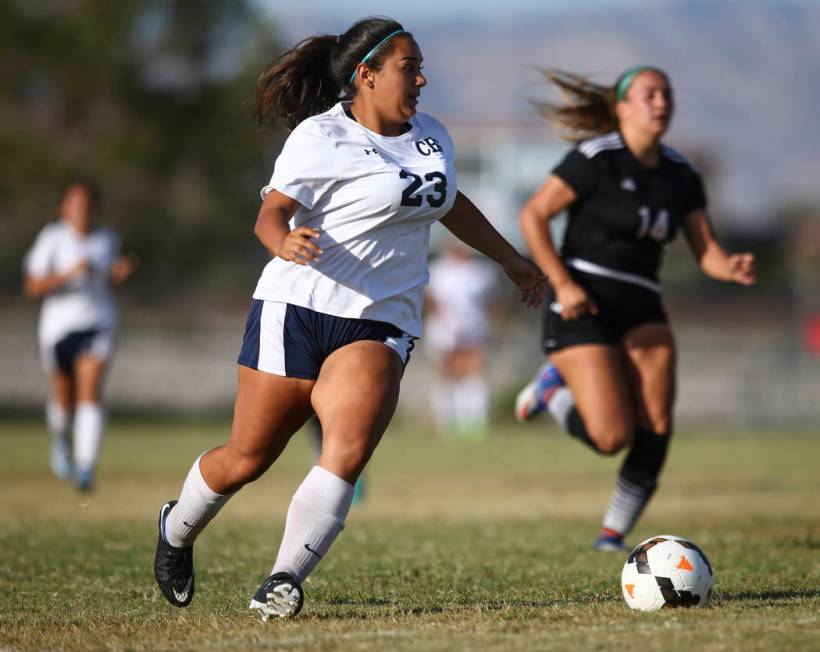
[320,432,373,481]
[649,414,672,435]
[590,426,631,455]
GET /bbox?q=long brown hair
[535,67,666,142]
[255,17,407,130]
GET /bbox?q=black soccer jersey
[552,132,707,281]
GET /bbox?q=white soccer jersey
[425,254,498,351]
[254,102,458,336]
[23,221,120,347]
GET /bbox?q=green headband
[348,29,407,85]
[615,66,654,102]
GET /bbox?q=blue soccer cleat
[74,467,95,492]
[515,363,565,422]
[593,529,628,552]
[50,438,73,481]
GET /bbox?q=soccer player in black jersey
[514,67,756,551]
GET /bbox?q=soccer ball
[621,534,714,611]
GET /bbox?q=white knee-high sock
[47,400,72,478]
[73,402,104,472]
[456,375,489,428]
[430,378,456,434]
[546,386,575,428]
[165,454,233,548]
[47,400,70,443]
[272,465,354,582]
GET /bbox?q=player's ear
[614,100,628,121]
[361,65,377,89]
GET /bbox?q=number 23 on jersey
[399,170,448,208]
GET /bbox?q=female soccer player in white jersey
[153,17,546,618]
[514,67,756,551]
[23,180,137,491]
[425,238,500,440]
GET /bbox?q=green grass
[0,417,818,650]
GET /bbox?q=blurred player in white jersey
[23,179,138,491]
[153,17,546,618]
[425,239,499,440]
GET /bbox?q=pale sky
[260,0,803,25]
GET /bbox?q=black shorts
[237,300,416,380]
[542,269,668,354]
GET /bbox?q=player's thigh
[448,347,485,378]
[550,344,635,446]
[311,340,404,482]
[74,354,107,403]
[622,322,676,432]
[226,365,315,463]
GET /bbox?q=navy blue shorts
[42,329,114,374]
[237,300,416,380]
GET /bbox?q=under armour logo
[621,177,637,191]
[364,148,378,155]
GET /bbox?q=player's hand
[501,256,547,308]
[68,259,92,278]
[555,280,598,321]
[276,227,323,265]
[728,253,756,286]
[110,255,139,285]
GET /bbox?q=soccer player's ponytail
[255,17,407,130]
[534,69,619,142]
[536,67,668,142]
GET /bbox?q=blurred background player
[514,67,756,550]
[425,238,500,440]
[153,17,545,619]
[22,179,138,491]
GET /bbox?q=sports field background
[3,3,820,650]
[1,417,817,651]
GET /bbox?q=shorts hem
[545,337,620,354]
[237,358,317,381]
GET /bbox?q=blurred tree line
[0,0,285,300]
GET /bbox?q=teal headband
[615,66,654,102]
[348,29,407,85]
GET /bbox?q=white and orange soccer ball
[621,534,715,611]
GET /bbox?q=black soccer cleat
[249,572,304,620]
[154,500,195,607]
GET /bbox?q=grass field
[0,416,818,651]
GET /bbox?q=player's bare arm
[519,175,598,319]
[683,209,757,285]
[440,191,547,307]
[254,190,322,265]
[23,259,90,299]
[109,255,139,286]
